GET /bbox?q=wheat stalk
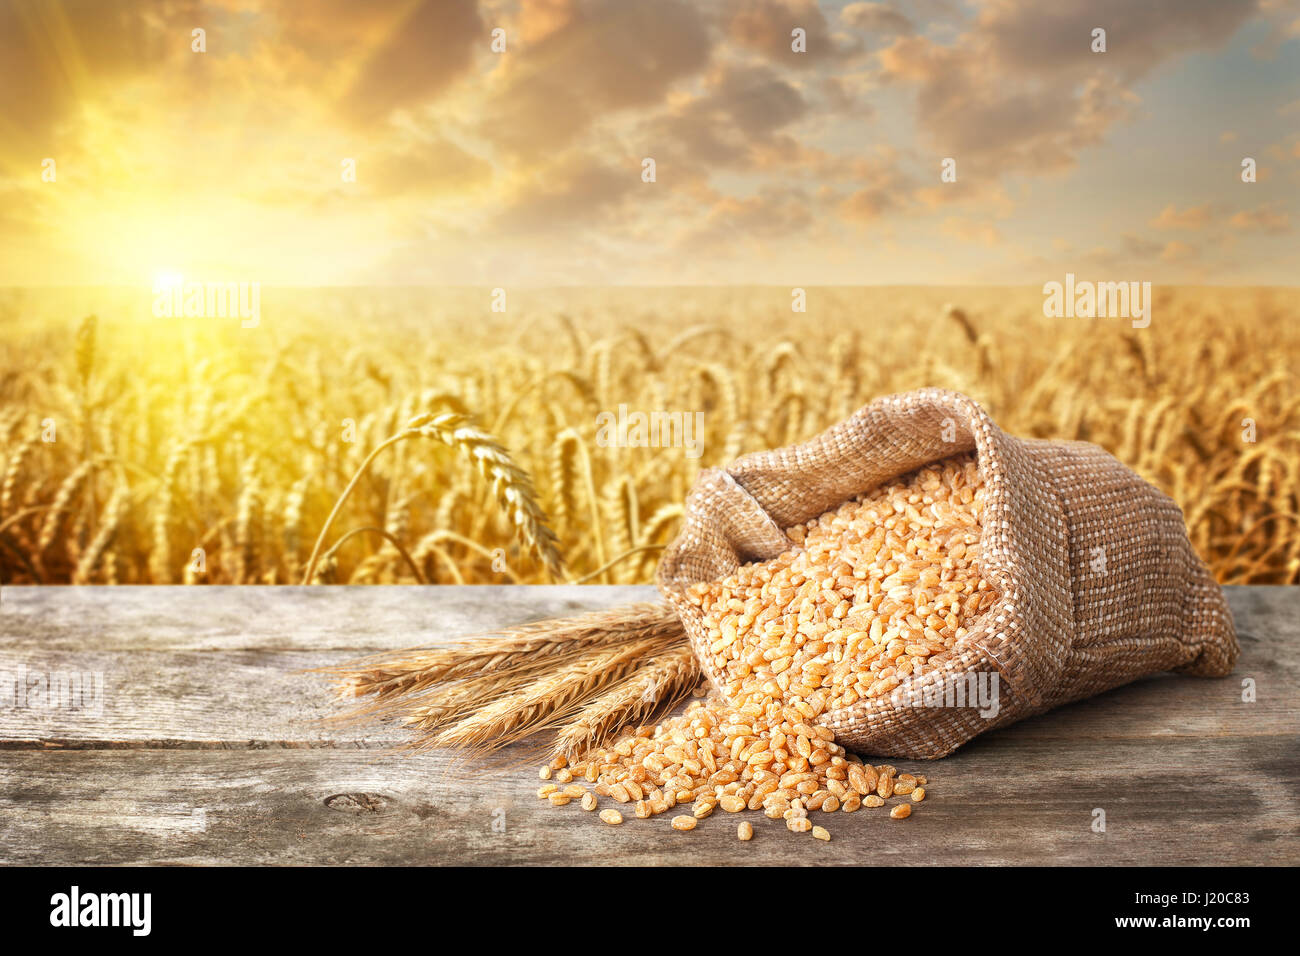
[281,473,309,580]
[548,430,581,530]
[74,315,97,545]
[74,477,127,584]
[398,670,537,734]
[1,436,36,519]
[37,459,94,557]
[235,455,261,584]
[302,412,562,584]
[319,602,687,753]
[601,474,637,575]
[552,644,699,760]
[431,636,675,752]
[328,601,680,699]
[317,526,427,584]
[151,439,189,584]
[558,425,605,579]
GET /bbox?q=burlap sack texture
[657,387,1239,759]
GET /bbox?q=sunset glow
[2,0,1297,287]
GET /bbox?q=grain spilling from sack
[685,454,995,714]
[547,697,926,840]
[544,455,992,837]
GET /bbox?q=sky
[1,0,1298,287]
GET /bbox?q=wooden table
[1,585,1296,866]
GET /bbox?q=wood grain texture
[0,585,1296,865]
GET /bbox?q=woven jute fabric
[656,387,1239,759]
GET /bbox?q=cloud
[877,0,1258,174]
[330,0,484,126]
[841,3,915,36]
[1229,201,1291,234]
[941,216,1002,245]
[722,0,841,67]
[0,0,190,142]
[1250,0,1300,58]
[648,63,806,168]
[1160,240,1199,262]
[516,0,579,44]
[878,38,1136,174]
[820,75,877,117]
[1121,234,1164,259]
[481,0,710,158]
[978,0,1258,81]
[913,178,1016,216]
[839,165,909,222]
[680,184,816,250]
[490,155,641,235]
[1149,204,1214,230]
[365,137,492,197]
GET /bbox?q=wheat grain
[685,454,993,713]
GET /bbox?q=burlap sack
[657,387,1238,758]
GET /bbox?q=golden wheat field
[0,285,1296,588]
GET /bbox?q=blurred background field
[0,285,1296,586]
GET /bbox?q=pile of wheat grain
[548,695,926,840]
[539,456,991,839]
[329,577,936,840]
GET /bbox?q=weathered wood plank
[0,586,653,747]
[0,585,1296,865]
[1,737,1295,865]
[0,587,1293,746]
[0,584,656,652]
[0,643,1288,748]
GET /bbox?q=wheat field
[0,285,1296,588]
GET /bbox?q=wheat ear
[1,437,36,519]
[326,601,680,699]
[398,671,538,734]
[37,460,94,556]
[74,478,127,584]
[302,412,562,584]
[552,644,699,761]
[430,636,675,752]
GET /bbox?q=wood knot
[324,792,393,814]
